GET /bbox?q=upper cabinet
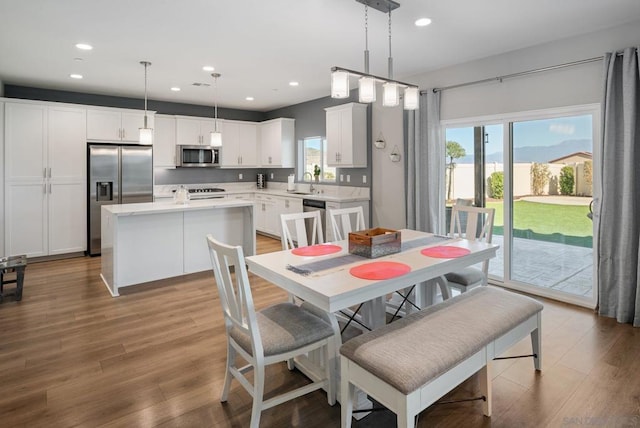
[153,115,177,168]
[87,108,153,142]
[175,116,217,145]
[259,118,295,168]
[325,102,367,167]
[220,120,259,168]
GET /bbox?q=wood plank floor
[1,235,639,427]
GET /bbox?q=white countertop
[102,199,254,216]
[154,183,370,203]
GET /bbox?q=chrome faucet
[303,172,315,193]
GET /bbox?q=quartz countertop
[154,183,370,203]
[102,199,254,216]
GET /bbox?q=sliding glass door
[443,105,599,307]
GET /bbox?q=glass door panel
[510,115,593,297]
[445,124,504,281]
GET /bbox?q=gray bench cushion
[231,303,334,357]
[340,287,543,394]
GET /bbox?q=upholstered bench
[340,286,543,428]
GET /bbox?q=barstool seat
[0,255,27,302]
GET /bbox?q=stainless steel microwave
[176,145,220,167]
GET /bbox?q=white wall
[372,99,405,229]
[371,20,640,226]
[0,101,4,256]
[410,20,640,120]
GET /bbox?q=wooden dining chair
[328,206,366,241]
[445,205,495,294]
[207,235,340,428]
[280,211,324,250]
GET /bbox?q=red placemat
[350,261,411,280]
[421,246,471,258]
[291,244,342,257]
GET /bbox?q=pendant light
[210,73,222,147]
[330,0,419,110]
[139,61,153,145]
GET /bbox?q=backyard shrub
[530,163,551,196]
[559,165,575,195]
[489,171,504,199]
[583,160,593,189]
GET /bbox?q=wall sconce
[389,145,401,162]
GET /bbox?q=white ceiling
[1,0,640,112]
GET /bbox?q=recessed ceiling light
[415,18,432,27]
[246,96,254,101]
[202,66,215,72]
[289,81,299,87]
[70,74,83,79]
[75,43,93,50]
[170,87,181,92]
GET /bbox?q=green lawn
[486,200,593,248]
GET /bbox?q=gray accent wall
[265,90,372,188]
[154,168,268,185]
[3,85,264,121]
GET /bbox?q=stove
[173,187,226,200]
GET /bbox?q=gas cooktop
[172,187,226,193]
[188,188,225,193]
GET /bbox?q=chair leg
[220,343,235,402]
[325,340,336,405]
[250,364,265,428]
[341,359,355,428]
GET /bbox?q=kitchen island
[100,199,255,296]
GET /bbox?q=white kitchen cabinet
[254,194,279,236]
[4,102,87,257]
[87,108,153,142]
[325,102,367,167]
[220,120,259,167]
[227,193,253,200]
[175,116,217,145]
[153,115,177,167]
[259,118,295,167]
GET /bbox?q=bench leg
[341,358,355,428]
[479,362,492,417]
[531,314,542,371]
[397,412,416,428]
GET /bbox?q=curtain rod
[425,56,605,94]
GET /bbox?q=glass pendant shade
[382,82,400,107]
[331,70,350,98]
[139,126,153,145]
[403,87,419,110]
[358,76,376,103]
[210,130,222,147]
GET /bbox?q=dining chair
[327,206,366,241]
[207,235,340,428]
[445,204,495,294]
[280,211,324,250]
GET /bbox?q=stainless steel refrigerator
[87,143,153,255]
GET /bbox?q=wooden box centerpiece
[348,228,401,258]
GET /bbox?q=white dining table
[245,229,499,328]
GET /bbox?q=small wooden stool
[0,255,27,302]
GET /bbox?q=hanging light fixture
[210,73,222,147]
[139,61,153,145]
[330,0,419,110]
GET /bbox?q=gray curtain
[404,90,444,233]
[598,46,640,327]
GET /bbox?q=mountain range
[458,139,592,163]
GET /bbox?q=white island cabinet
[100,199,255,296]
